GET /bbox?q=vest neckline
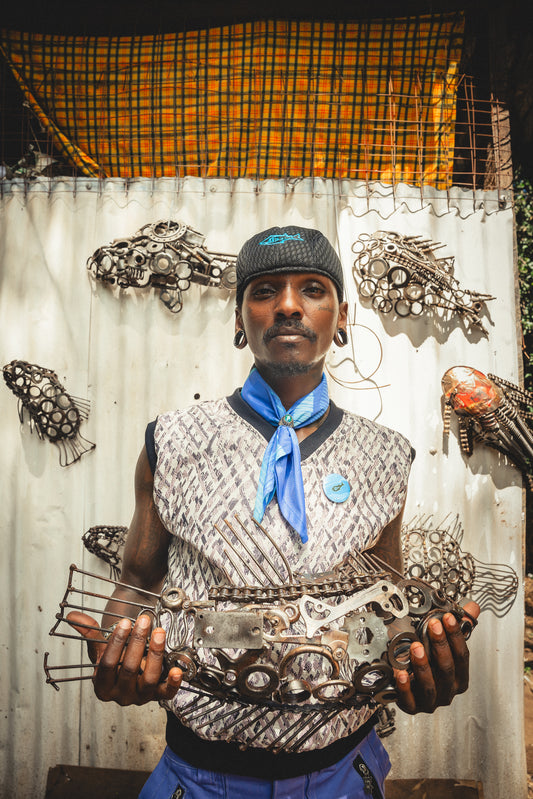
[226,388,344,461]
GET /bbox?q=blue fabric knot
[241,367,330,543]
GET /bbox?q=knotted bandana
[241,367,330,543]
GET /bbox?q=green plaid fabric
[0,13,464,187]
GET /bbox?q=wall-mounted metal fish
[352,231,494,335]
[442,365,533,487]
[87,220,237,313]
[3,359,95,467]
[82,524,127,579]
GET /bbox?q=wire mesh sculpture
[351,231,494,335]
[82,525,128,580]
[87,220,237,313]
[44,516,476,746]
[442,365,533,488]
[402,514,518,617]
[3,359,95,466]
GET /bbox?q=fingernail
[445,613,457,628]
[429,619,443,635]
[152,630,165,645]
[412,643,425,660]
[137,615,150,631]
[397,671,409,685]
[118,618,131,630]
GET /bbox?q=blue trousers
[138,728,390,799]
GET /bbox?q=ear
[235,306,243,333]
[337,300,348,328]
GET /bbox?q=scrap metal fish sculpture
[82,524,128,579]
[3,359,95,466]
[352,231,494,335]
[402,514,518,617]
[44,516,477,746]
[87,220,237,313]
[442,365,533,488]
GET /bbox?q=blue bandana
[241,368,330,543]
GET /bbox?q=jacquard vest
[153,391,412,752]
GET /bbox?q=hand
[67,611,183,706]
[393,600,480,714]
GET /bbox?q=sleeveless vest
[152,391,412,753]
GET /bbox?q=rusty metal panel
[0,177,525,799]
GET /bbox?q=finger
[426,617,456,702]
[66,611,103,664]
[462,600,481,619]
[116,615,152,694]
[94,618,132,699]
[156,667,183,701]
[138,627,167,692]
[441,612,470,693]
[394,669,417,715]
[408,641,437,711]
[460,600,481,635]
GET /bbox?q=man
[69,225,479,799]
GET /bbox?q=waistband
[165,709,379,779]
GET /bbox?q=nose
[274,284,303,318]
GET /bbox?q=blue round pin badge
[323,473,351,503]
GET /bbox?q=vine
[516,169,533,393]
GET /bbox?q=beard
[267,358,314,376]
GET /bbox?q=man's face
[236,272,347,376]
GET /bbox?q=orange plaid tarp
[0,14,464,188]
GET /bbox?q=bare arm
[102,444,171,625]
[68,445,183,706]
[364,504,405,575]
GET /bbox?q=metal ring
[160,586,187,611]
[236,664,279,699]
[145,221,187,243]
[278,678,312,703]
[220,265,237,290]
[166,648,197,680]
[368,257,389,279]
[373,296,393,313]
[359,278,377,298]
[387,632,418,670]
[397,579,433,615]
[279,645,340,680]
[312,679,355,703]
[352,661,393,694]
[388,266,410,287]
[196,664,225,690]
[394,298,412,317]
[372,686,398,705]
[404,282,425,301]
[408,563,425,580]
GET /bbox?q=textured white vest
[153,393,412,752]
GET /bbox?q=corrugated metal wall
[0,177,525,799]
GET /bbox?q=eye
[251,283,276,297]
[304,282,326,295]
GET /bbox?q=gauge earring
[334,328,348,347]
[233,330,247,349]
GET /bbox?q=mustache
[263,320,317,342]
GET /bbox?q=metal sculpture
[82,525,128,579]
[3,359,95,466]
[442,365,533,488]
[351,231,494,335]
[44,516,476,745]
[87,220,237,313]
[402,514,518,617]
